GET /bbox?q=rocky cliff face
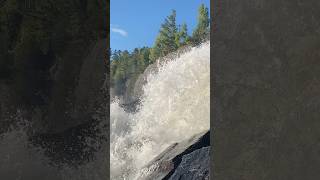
[213,0,320,179]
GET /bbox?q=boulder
[137,131,210,180]
[168,147,209,180]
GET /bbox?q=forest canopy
[0,0,106,106]
[110,3,210,97]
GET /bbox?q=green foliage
[191,4,210,45]
[159,10,178,55]
[149,35,162,63]
[176,23,189,47]
[111,4,210,97]
[0,0,105,105]
[0,0,105,75]
[149,10,191,62]
[110,47,151,96]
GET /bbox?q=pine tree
[176,23,189,47]
[161,10,178,53]
[192,4,209,45]
[150,10,179,61]
[149,35,162,62]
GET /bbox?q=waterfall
[111,42,210,179]
[0,41,209,180]
[0,113,108,180]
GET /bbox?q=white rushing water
[0,113,108,180]
[0,42,209,180]
[111,42,210,179]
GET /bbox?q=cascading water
[0,42,209,180]
[0,112,108,180]
[111,42,210,179]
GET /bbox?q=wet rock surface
[168,147,209,180]
[138,131,210,180]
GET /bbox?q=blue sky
[111,0,210,51]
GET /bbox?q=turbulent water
[0,42,209,180]
[0,113,108,180]
[111,42,210,179]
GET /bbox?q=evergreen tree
[141,47,151,66]
[150,10,179,61]
[149,35,162,62]
[192,4,209,45]
[160,10,178,54]
[111,5,210,96]
[110,47,152,96]
[176,23,189,47]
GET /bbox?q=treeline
[0,0,106,105]
[0,0,106,78]
[111,4,210,97]
[111,47,151,95]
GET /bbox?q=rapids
[111,42,210,179]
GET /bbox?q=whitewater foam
[111,42,210,179]
[0,42,210,180]
[0,113,108,180]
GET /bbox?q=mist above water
[111,42,210,179]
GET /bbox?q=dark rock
[168,147,209,180]
[138,131,210,180]
[119,99,141,113]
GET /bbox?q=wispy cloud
[111,24,128,37]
